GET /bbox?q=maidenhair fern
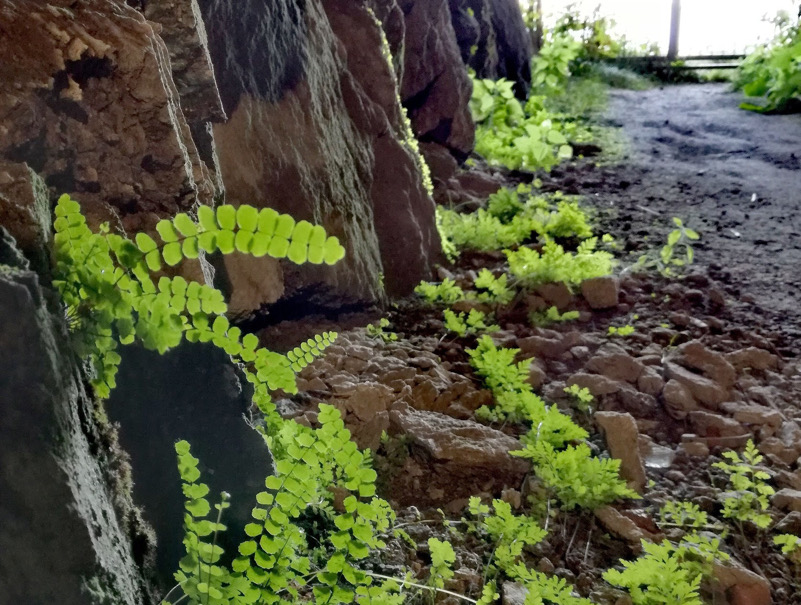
[166,406,406,605]
[53,194,343,398]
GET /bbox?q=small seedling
[563,384,594,413]
[366,318,398,342]
[713,439,775,530]
[608,324,635,337]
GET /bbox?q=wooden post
[668,0,681,60]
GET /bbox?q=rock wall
[0,187,150,603]
[460,0,533,96]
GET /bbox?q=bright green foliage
[466,335,532,395]
[713,439,775,529]
[530,306,579,328]
[474,269,515,305]
[562,384,594,413]
[607,324,635,337]
[436,193,594,254]
[166,406,403,605]
[465,498,589,605]
[487,186,527,222]
[168,443,243,605]
[443,308,499,337]
[513,440,639,511]
[659,501,708,530]
[427,538,455,591]
[505,238,614,288]
[773,534,801,564]
[470,77,574,172]
[735,13,801,112]
[53,195,342,399]
[285,333,338,373]
[475,582,499,605]
[366,318,398,343]
[604,534,727,605]
[531,34,582,92]
[509,564,593,605]
[436,207,534,252]
[495,392,589,448]
[467,498,546,569]
[414,278,466,305]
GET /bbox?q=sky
[537,0,798,55]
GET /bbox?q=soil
[554,83,801,333]
[267,82,801,604]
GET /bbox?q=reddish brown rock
[664,362,728,409]
[671,341,737,388]
[585,343,645,383]
[663,378,701,419]
[391,0,474,157]
[726,347,780,372]
[773,489,801,513]
[711,563,772,605]
[0,0,215,229]
[595,412,648,493]
[566,372,622,397]
[581,276,620,309]
[688,411,749,438]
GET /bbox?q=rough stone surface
[0,162,51,270]
[567,372,622,397]
[390,0,475,157]
[726,347,780,372]
[689,411,749,438]
[462,0,532,96]
[712,562,772,605]
[663,378,700,419]
[581,276,620,309]
[389,406,528,503]
[664,361,728,409]
[200,0,440,303]
[773,489,801,513]
[586,343,645,383]
[143,0,225,123]
[0,251,148,603]
[0,0,215,230]
[595,506,659,548]
[595,412,648,492]
[671,340,737,388]
[108,342,275,586]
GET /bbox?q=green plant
[53,195,344,398]
[414,278,466,305]
[773,534,801,564]
[513,441,639,511]
[735,11,801,112]
[443,309,499,337]
[465,497,591,605]
[466,335,532,396]
[658,501,708,530]
[530,306,579,328]
[427,538,456,593]
[165,405,415,605]
[713,439,775,530]
[436,190,595,255]
[474,269,515,305]
[505,238,614,289]
[607,324,634,337]
[469,76,574,172]
[366,318,398,343]
[563,384,593,413]
[531,34,582,92]
[603,536,725,605]
[637,217,699,277]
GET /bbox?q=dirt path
[594,83,801,330]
